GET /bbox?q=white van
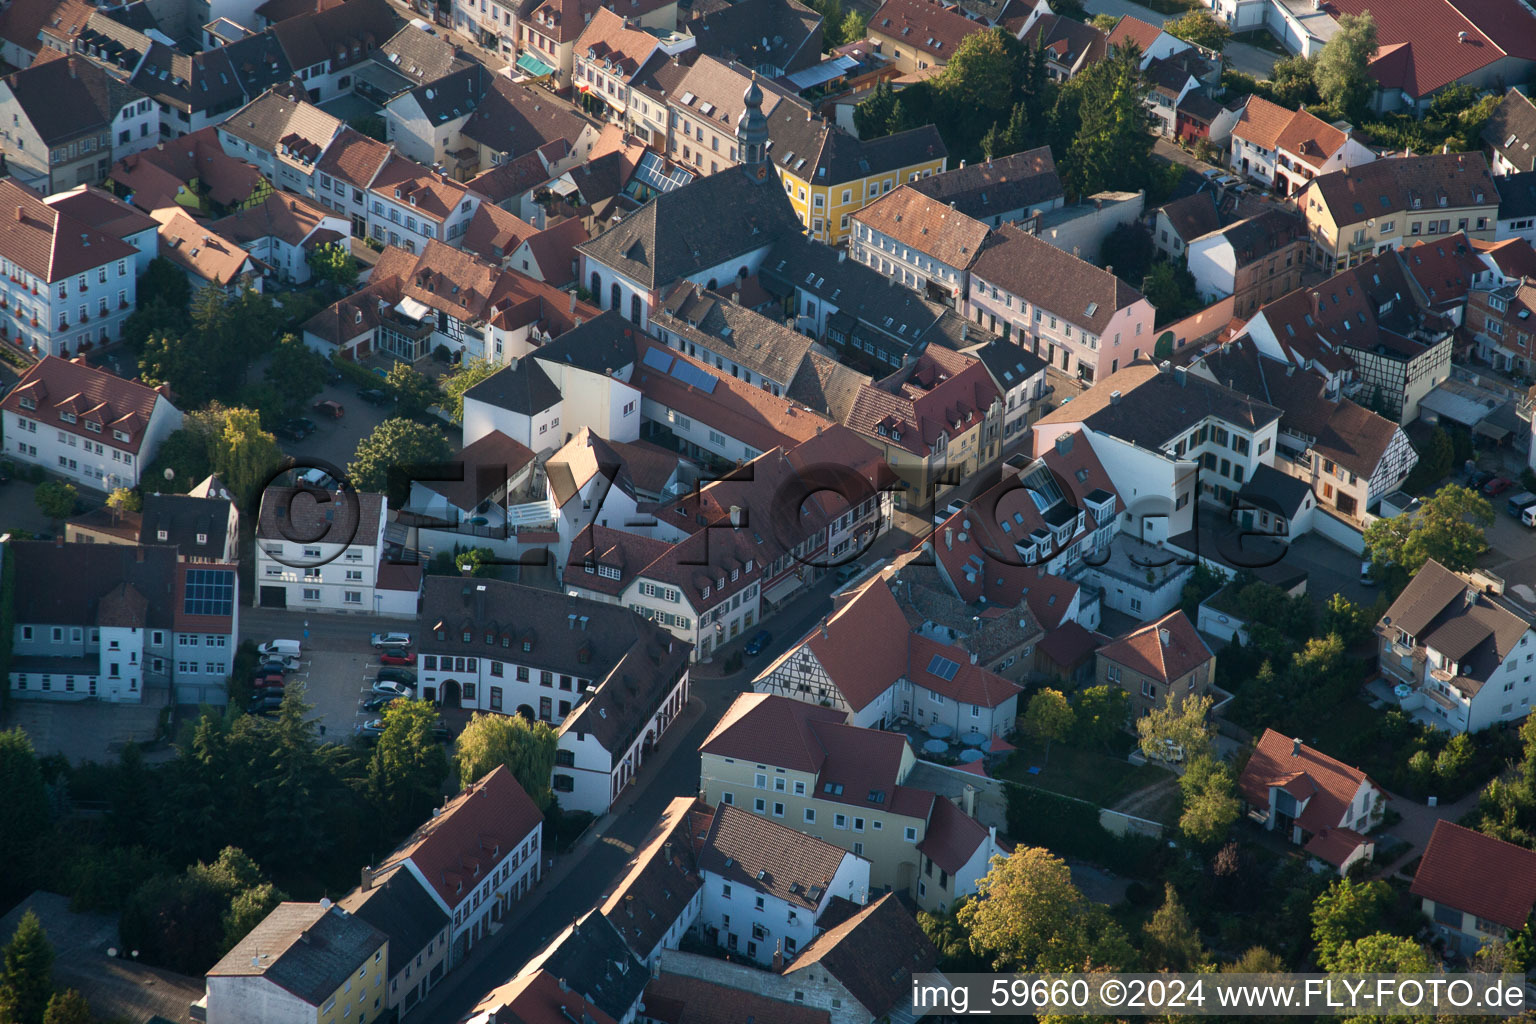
[259,639,302,659]
[1525,505,1536,528]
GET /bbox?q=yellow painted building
[771,120,948,244]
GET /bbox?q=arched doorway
[516,704,535,721]
[706,278,718,291]
[440,679,462,708]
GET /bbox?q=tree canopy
[1362,483,1493,591]
[348,418,453,503]
[1136,692,1215,765]
[1179,754,1240,847]
[1164,8,1231,51]
[1314,13,1377,121]
[440,358,501,425]
[1061,42,1156,198]
[0,909,53,1024]
[958,847,1132,971]
[454,713,559,810]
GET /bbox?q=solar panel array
[632,151,693,193]
[184,568,235,617]
[927,654,961,680]
[643,346,718,394]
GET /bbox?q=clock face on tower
[756,163,768,180]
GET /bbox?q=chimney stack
[962,784,976,817]
[1292,737,1303,756]
[944,526,953,550]
[819,617,829,639]
[475,583,487,620]
[1158,627,1170,646]
[772,941,784,971]
[360,865,374,891]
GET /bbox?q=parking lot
[276,377,463,487]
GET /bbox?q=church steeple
[736,73,769,183]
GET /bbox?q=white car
[370,680,415,699]
[371,632,412,648]
[258,640,301,659]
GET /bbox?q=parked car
[361,693,404,712]
[359,387,390,405]
[257,660,291,676]
[371,680,415,699]
[248,694,283,715]
[1359,561,1377,587]
[259,639,302,658]
[834,562,865,584]
[1506,491,1536,517]
[273,419,311,442]
[379,650,416,666]
[357,719,387,740]
[1470,469,1496,489]
[376,667,417,685]
[313,399,345,419]
[252,674,285,691]
[1483,476,1513,496]
[371,631,412,648]
[744,630,772,656]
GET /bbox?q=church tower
[736,74,769,183]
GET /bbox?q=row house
[7,540,238,706]
[649,284,816,397]
[1466,273,1536,375]
[453,0,522,56]
[573,8,694,127]
[909,146,1065,228]
[1228,95,1374,197]
[68,485,240,564]
[599,797,713,969]
[698,802,871,965]
[153,207,268,294]
[1033,363,1282,533]
[335,867,449,1020]
[313,126,395,237]
[964,337,1050,445]
[1377,560,1536,734]
[1186,208,1309,316]
[1,355,181,490]
[865,0,987,75]
[217,88,345,197]
[460,77,601,180]
[884,550,1046,682]
[700,693,1006,912]
[254,486,413,615]
[353,24,475,109]
[382,63,489,170]
[686,0,823,80]
[366,765,545,968]
[268,0,397,104]
[1193,336,1417,521]
[519,0,680,89]
[849,184,990,308]
[754,572,1024,736]
[967,223,1155,384]
[209,192,350,285]
[1237,729,1386,874]
[662,55,806,179]
[1297,152,1502,273]
[367,158,480,251]
[564,427,894,661]
[0,180,144,358]
[418,578,692,815]
[0,55,157,194]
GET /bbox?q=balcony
[1348,237,1376,254]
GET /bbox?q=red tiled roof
[1238,729,1381,839]
[111,126,266,210]
[1324,0,1536,99]
[1472,236,1536,279]
[1094,609,1212,685]
[1106,14,1162,53]
[574,7,658,80]
[868,0,985,61]
[844,347,1000,458]
[853,185,990,270]
[1411,820,1536,931]
[799,577,910,712]
[153,208,260,286]
[906,633,1022,708]
[1273,106,1348,167]
[518,218,588,287]
[916,793,990,874]
[472,969,619,1024]
[1401,232,1486,308]
[643,972,830,1024]
[700,803,852,910]
[1231,95,1296,152]
[1303,826,1370,869]
[315,125,392,188]
[600,797,712,961]
[370,157,472,223]
[701,693,844,772]
[0,178,139,282]
[462,203,540,265]
[1,355,170,456]
[380,764,543,911]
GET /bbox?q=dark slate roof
[761,233,948,345]
[576,166,803,290]
[1481,86,1536,174]
[336,865,450,964]
[398,62,485,129]
[210,903,387,1005]
[3,55,141,147]
[782,893,938,1018]
[965,337,1048,392]
[654,285,815,384]
[532,309,639,376]
[699,803,850,911]
[10,541,177,628]
[139,493,233,560]
[1197,207,1307,265]
[1379,559,1534,696]
[271,0,395,71]
[461,356,563,416]
[909,145,1062,221]
[1158,190,1222,242]
[375,22,467,86]
[528,912,647,1023]
[1307,152,1499,224]
[1236,462,1313,518]
[1499,169,1536,220]
[691,0,823,75]
[1036,360,1282,446]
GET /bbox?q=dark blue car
[744,631,772,656]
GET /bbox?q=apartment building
[967,224,1155,383]
[963,337,1050,445]
[649,284,816,397]
[312,126,394,237]
[1,355,181,490]
[849,185,990,308]
[1466,274,1536,375]
[909,146,1066,227]
[217,89,345,198]
[367,158,481,251]
[1185,208,1308,316]
[572,8,695,126]
[1227,95,1374,196]
[519,0,680,88]
[255,487,395,614]
[865,0,986,74]
[0,55,156,194]
[67,487,240,564]
[599,797,713,969]
[1095,610,1215,719]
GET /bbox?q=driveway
[1373,786,1483,878]
[1080,0,1280,81]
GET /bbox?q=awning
[395,296,433,322]
[782,54,858,91]
[762,575,803,606]
[1474,420,1510,441]
[515,52,555,77]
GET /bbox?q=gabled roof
[1274,106,1348,166]
[1018,14,1107,74]
[654,284,816,384]
[461,203,539,264]
[1036,360,1281,448]
[270,0,394,72]
[110,126,266,210]
[700,692,843,773]
[1237,729,1380,842]
[691,0,822,74]
[868,0,985,61]
[315,125,392,188]
[786,349,873,423]
[1236,462,1314,518]
[1496,168,1536,220]
[379,765,543,911]
[470,968,620,1024]
[642,972,829,1024]
[1472,233,1536,279]
[916,791,991,873]
[210,191,340,246]
[782,893,938,1018]
[413,429,535,512]
[971,223,1146,335]
[1379,559,1534,696]
[700,803,852,910]
[520,912,647,1024]
[1158,190,1222,243]
[0,0,61,58]
[1323,0,1536,100]
[1410,820,1536,931]
[256,485,384,544]
[1095,609,1213,684]
[1232,94,1299,152]
[1,355,169,454]
[462,356,562,418]
[8,540,180,630]
[798,576,911,712]
[209,903,386,1005]
[336,862,450,965]
[222,87,344,162]
[1482,87,1536,174]
[600,796,713,960]
[2,53,141,147]
[854,184,990,269]
[1194,208,1308,267]
[843,346,1000,457]
[1106,14,1164,53]
[1305,152,1498,225]
[0,179,139,283]
[140,493,233,559]
[532,309,639,377]
[153,207,260,285]
[909,145,1063,220]
[574,6,659,80]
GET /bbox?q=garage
[259,585,288,609]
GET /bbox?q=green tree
[838,8,867,45]
[1062,42,1155,197]
[1070,685,1128,751]
[1164,8,1231,51]
[1403,426,1453,492]
[959,847,1132,970]
[454,548,499,577]
[1321,593,1372,647]
[41,989,91,1024]
[854,80,897,139]
[120,847,288,974]
[211,408,284,504]
[106,486,142,519]
[348,418,453,503]
[0,910,54,1024]
[265,334,327,414]
[1136,692,1215,764]
[886,98,910,136]
[1327,932,1431,973]
[1089,13,1119,32]
[1142,883,1205,971]
[1434,732,1474,783]
[937,28,1025,144]
[143,427,213,493]
[221,882,284,951]
[140,332,216,407]
[1178,754,1240,846]
[367,698,448,834]
[454,712,558,809]
[1023,689,1074,767]
[224,287,284,375]
[1363,483,1493,589]
[1100,223,1153,289]
[440,357,501,425]
[1315,13,1377,121]
[1269,53,1320,108]
[1311,878,1393,970]
[33,480,77,526]
[385,362,442,419]
[307,241,359,290]
[1227,946,1284,972]
[137,256,193,311]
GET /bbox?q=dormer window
[18,397,34,410]
[522,639,532,652]
[157,530,168,541]
[463,631,472,643]
[113,430,130,442]
[196,533,207,544]
[84,420,101,433]
[60,411,76,424]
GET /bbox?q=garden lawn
[996,738,1173,807]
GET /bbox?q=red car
[1484,476,1513,496]
[252,672,285,689]
[379,650,416,666]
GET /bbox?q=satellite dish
[107,947,119,958]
